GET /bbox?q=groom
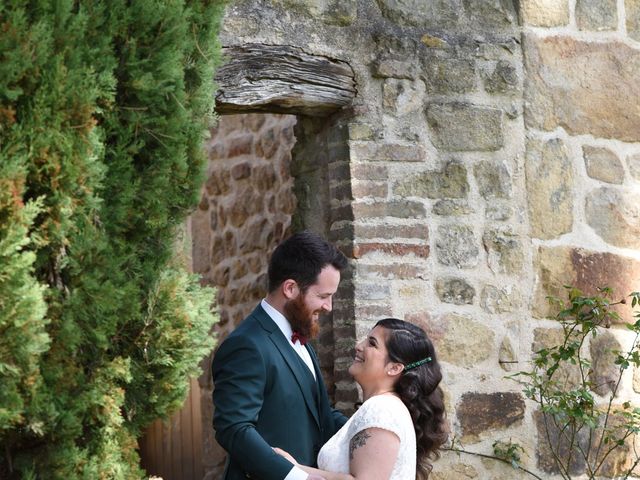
[212,231,348,480]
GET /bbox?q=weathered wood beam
[214,44,357,117]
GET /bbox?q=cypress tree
[0,1,224,477]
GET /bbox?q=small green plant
[510,286,640,479]
[493,439,525,470]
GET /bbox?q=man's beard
[283,293,321,339]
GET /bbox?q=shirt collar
[261,298,293,340]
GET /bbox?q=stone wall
[191,113,297,477]
[200,1,640,479]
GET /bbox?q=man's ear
[387,362,405,377]
[281,279,299,300]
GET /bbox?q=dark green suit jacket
[212,304,347,480]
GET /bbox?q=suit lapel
[255,306,321,427]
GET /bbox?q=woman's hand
[273,447,298,465]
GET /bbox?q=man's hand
[273,447,297,465]
[307,476,327,480]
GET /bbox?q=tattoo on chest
[349,430,371,460]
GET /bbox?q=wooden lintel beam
[214,44,357,117]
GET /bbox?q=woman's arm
[274,427,399,480]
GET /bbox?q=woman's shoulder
[349,394,413,437]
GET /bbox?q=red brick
[353,243,430,258]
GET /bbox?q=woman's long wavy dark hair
[376,318,448,480]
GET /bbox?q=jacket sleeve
[212,335,295,480]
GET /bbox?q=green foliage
[492,440,525,470]
[510,287,640,479]
[0,0,224,478]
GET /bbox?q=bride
[275,318,447,480]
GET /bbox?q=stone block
[350,181,387,199]
[227,134,254,157]
[576,0,617,30]
[456,392,525,440]
[351,142,425,162]
[534,409,588,475]
[351,163,388,181]
[474,160,512,199]
[231,161,251,180]
[523,34,640,141]
[627,153,640,180]
[436,277,476,305]
[629,0,640,40]
[357,263,423,280]
[348,123,375,141]
[431,461,478,480]
[481,284,521,313]
[435,224,479,268]
[485,202,512,221]
[462,0,518,29]
[520,0,570,26]
[498,336,518,371]
[532,246,640,323]
[424,313,494,367]
[482,60,519,94]
[586,187,640,249]
[395,161,468,199]
[525,137,573,239]
[372,57,418,79]
[352,200,426,218]
[432,199,474,216]
[532,327,582,388]
[427,103,504,152]
[583,146,624,184]
[205,169,231,196]
[377,0,461,28]
[354,223,428,240]
[483,228,523,274]
[353,242,430,259]
[589,331,622,396]
[422,57,476,94]
[383,78,426,115]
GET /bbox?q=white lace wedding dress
[317,393,416,480]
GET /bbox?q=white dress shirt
[260,299,315,480]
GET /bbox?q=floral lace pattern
[317,394,416,479]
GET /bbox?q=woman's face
[349,325,395,386]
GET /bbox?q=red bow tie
[291,331,308,345]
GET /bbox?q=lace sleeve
[346,395,410,443]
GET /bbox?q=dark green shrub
[0,1,224,477]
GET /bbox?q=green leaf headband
[404,357,432,372]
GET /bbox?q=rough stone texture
[626,0,640,41]
[474,161,512,199]
[395,161,468,199]
[585,187,640,249]
[583,146,624,184]
[576,0,617,30]
[432,199,474,216]
[425,314,494,368]
[427,103,504,152]
[376,0,462,28]
[435,224,479,268]
[436,277,476,305]
[422,57,476,94]
[628,153,640,181]
[462,0,518,29]
[532,328,582,389]
[481,284,521,313]
[457,392,525,441]
[589,331,622,397]
[482,228,524,275]
[526,137,573,239]
[498,336,518,371]
[536,409,638,476]
[533,246,640,323]
[382,78,426,115]
[482,60,519,94]
[485,202,512,221]
[431,462,478,480]
[535,409,588,475]
[520,0,570,26]
[524,35,640,141]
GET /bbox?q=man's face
[284,265,341,339]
